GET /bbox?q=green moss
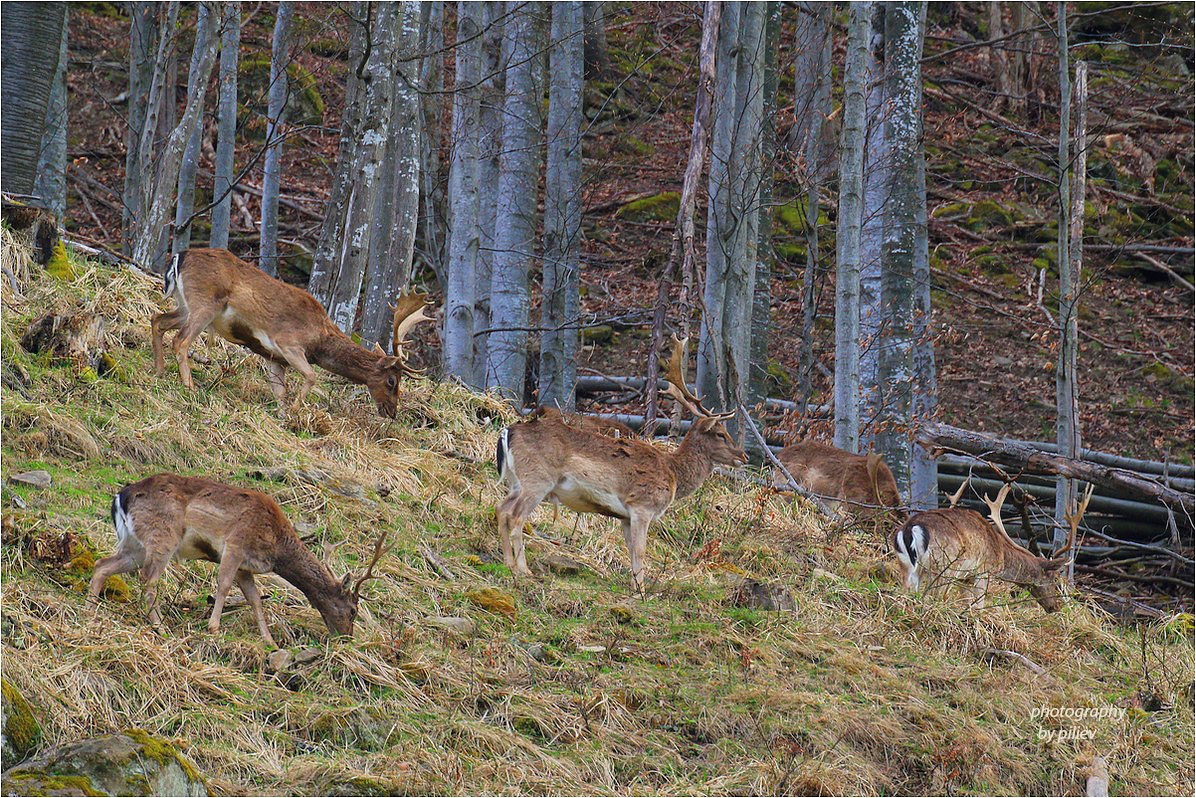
[2,679,42,769]
[465,587,517,619]
[325,775,403,796]
[614,135,655,157]
[581,325,614,344]
[965,200,1015,231]
[0,771,105,797]
[121,728,203,786]
[615,192,680,222]
[239,57,325,125]
[774,242,805,262]
[45,241,74,281]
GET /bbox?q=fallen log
[919,422,1195,516]
[576,376,830,416]
[938,453,1195,494]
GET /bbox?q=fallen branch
[981,647,1046,675]
[418,544,456,580]
[1134,252,1194,293]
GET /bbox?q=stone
[426,616,476,636]
[577,645,607,654]
[266,649,293,673]
[293,648,323,666]
[1,730,206,796]
[540,554,587,576]
[1,679,42,770]
[8,471,51,490]
[730,578,796,612]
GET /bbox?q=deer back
[778,441,902,509]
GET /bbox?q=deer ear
[697,416,721,433]
[1041,559,1067,573]
[342,572,353,591]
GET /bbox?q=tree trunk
[123,3,158,253]
[484,1,543,400]
[859,2,887,447]
[259,1,294,275]
[910,98,938,511]
[416,1,447,289]
[989,2,1011,111]
[834,1,871,453]
[34,11,70,218]
[1053,2,1076,548]
[173,2,216,256]
[795,1,832,423]
[361,2,423,350]
[875,0,925,502]
[209,1,241,249]
[1,2,68,196]
[472,1,505,386]
[325,1,401,331]
[538,0,585,409]
[309,4,369,303]
[582,1,610,79]
[443,1,484,381]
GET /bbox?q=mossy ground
[1,245,1192,794]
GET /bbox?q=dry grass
[2,241,1193,796]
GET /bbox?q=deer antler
[661,335,734,420]
[982,483,1012,538]
[391,287,434,363]
[352,528,392,600]
[1052,483,1094,563]
[947,477,970,509]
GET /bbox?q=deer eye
[386,375,397,388]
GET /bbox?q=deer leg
[208,554,243,634]
[500,489,548,577]
[139,551,176,628]
[279,348,319,411]
[264,361,289,406]
[151,310,183,376]
[88,551,140,602]
[622,512,651,592]
[235,570,275,647]
[171,305,221,391]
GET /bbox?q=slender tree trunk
[1,2,68,196]
[795,1,832,422]
[876,0,925,501]
[539,0,585,409]
[133,2,181,268]
[990,2,1011,111]
[173,2,216,255]
[582,1,610,79]
[123,3,157,253]
[910,119,938,511]
[309,4,369,303]
[1053,2,1075,547]
[209,1,241,249]
[34,12,70,218]
[361,1,423,350]
[859,2,887,448]
[417,1,447,289]
[485,1,543,400]
[834,1,871,453]
[259,1,294,275]
[472,1,505,386]
[444,1,484,381]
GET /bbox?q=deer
[494,336,748,590]
[88,474,389,646]
[773,441,906,524]
[151,248,434,418]
[891,481,1092,612]
[524,405,637,438]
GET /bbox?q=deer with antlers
[152,248,433,417]
[494,336,747,589]
[891,481,1092,612]
[89,474,389,645]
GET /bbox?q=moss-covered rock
[45,242,75,281]
[238,56,324,127]
[1,730,206,796]
[615,192,679,223]
[306,707,395,752]
[465,587,517,619]
[2,679,42,770]
[323,775,406,796]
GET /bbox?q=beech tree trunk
[122,2,158,253]
[1053,3,1077,547]
[472,1,505,386]
[173,2,216,256]
[911,108,938,511]
[34,12,69,218]
[834,1,871,453]
[443,1,484,381]
[209,1,241,249]
[417,1,447,288]
[259,1,294,275]
[859,2,887,447]
[0,2,67,196]
[539,1,585,409]
[484,1,543,400]
[582,2,610,79]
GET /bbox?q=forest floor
[1,235,1193,795]
[61,3,1195,467]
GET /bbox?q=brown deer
[891,482,1092,612]
[89,474,389,645]
[525,405,637,438]
[151,248,433,417]
[494,337,747,589]
[774,441,906,523]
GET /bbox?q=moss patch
[44,241,75,281]
[0,771,105,797]
[615,191,679,222]
[465,587,517,619]
[2,679,42,769]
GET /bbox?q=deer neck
[273,539,346,613]
[996,547,1047,586]
[312,330,382,386]
[669,434,716,500]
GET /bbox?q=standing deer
[152,248,433,417]
[891,482,1092,612]
[89,474,389,645]
[774,441,906,523]
[494,337,747,589]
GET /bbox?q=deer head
[368,288,433,418]
[663,335,748,467]
[321,528,391,636]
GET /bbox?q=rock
[577,645,607,655]
[2,679,42,770]
[425,616,476,636]
[730,578,796,612]
[8,471,51,490]
[465,587,517,619]
[540,554,587,576]
[266,649,293,673]
[293,648,323,666]
[307,708,394,752]
[323,775,406,796]
[2,730,206,796]
[608,605,635,624]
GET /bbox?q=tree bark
[361,1,423,350]
[1053,2,1076,548]
[538,1,585,409]
[34,11,70,218]
[173,2,216,256]
[1,2,68,196]
[472,1,505,386]
[910,95,938,511]
[582,1,610,79]
[443,1,484,381]
[209,1,241,249]
[859,2,887,447]
[417,1,447,289]
[484,1,543,400]
[834,1,872,453]
[123,2,158,253]
[259,1,294,275]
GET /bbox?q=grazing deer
[495,337,747,589]
[774,441,906,523]
[89,474,388,645]
[892,482,1091,612]
[152,248,433,417]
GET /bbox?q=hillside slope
[2,239,1193,795]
